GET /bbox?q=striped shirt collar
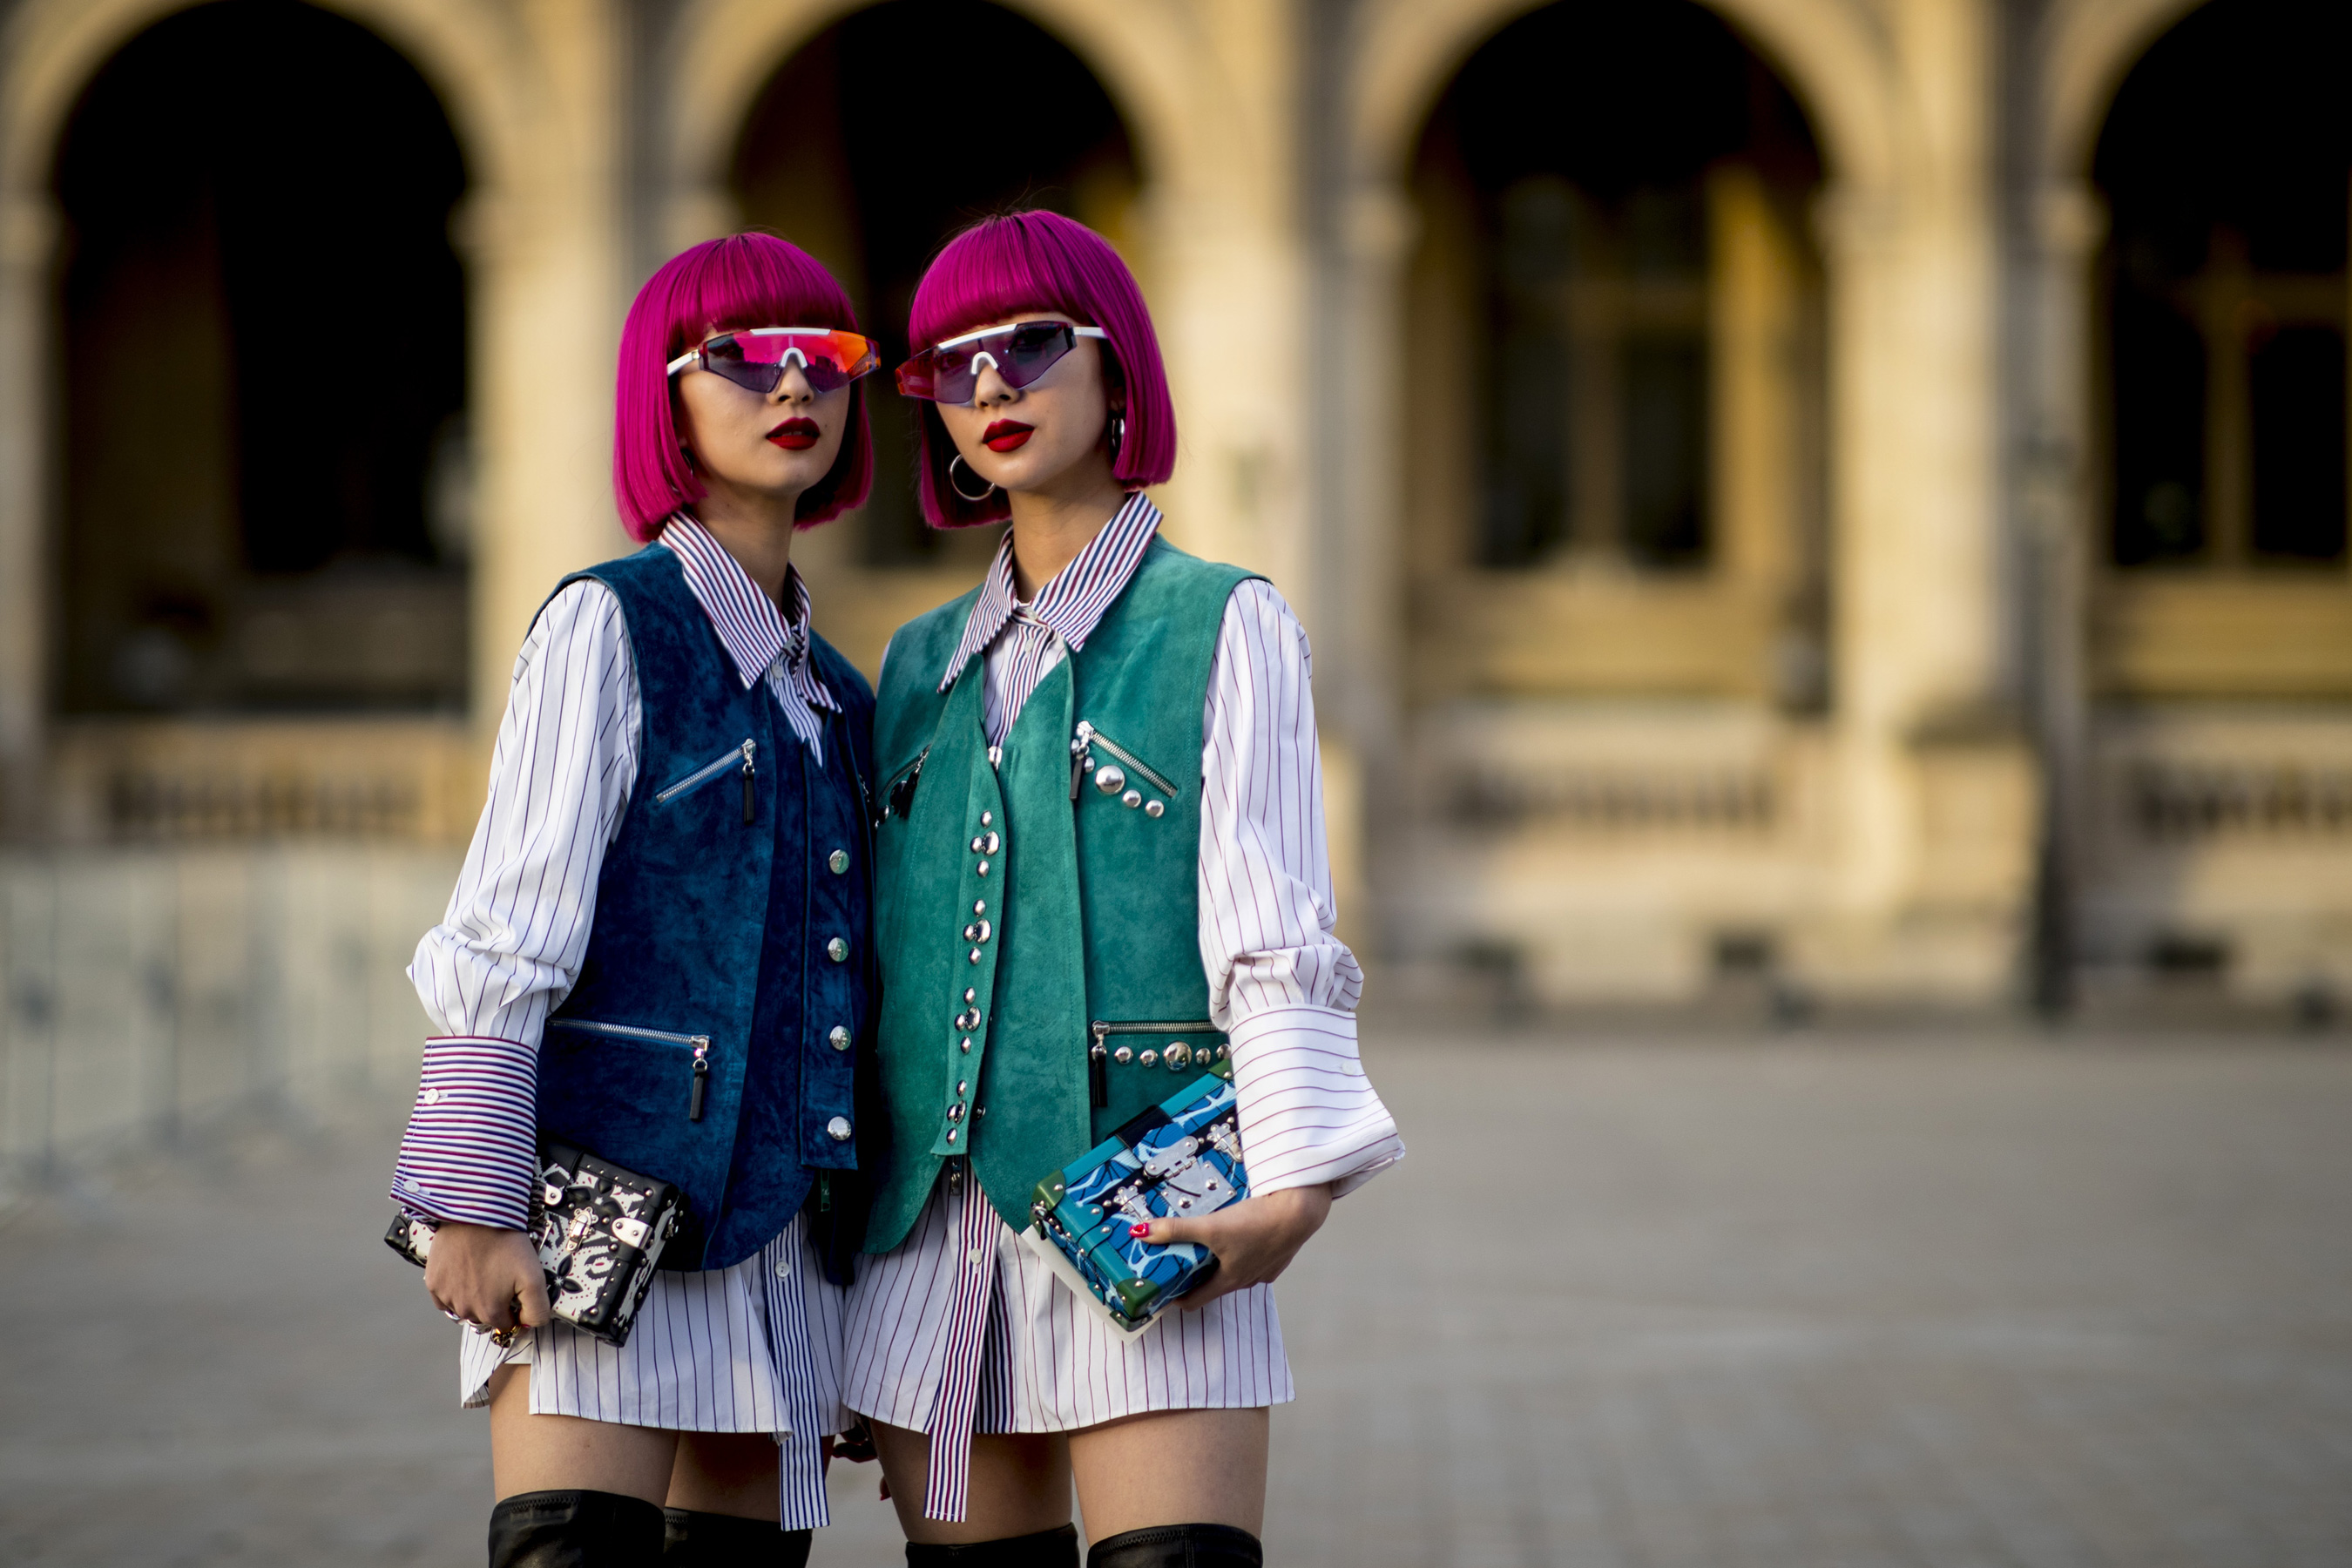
[658,513,840,712]
[937,492,1161,692]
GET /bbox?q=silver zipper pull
[689,1037,711,1120]
[740,739,757,825]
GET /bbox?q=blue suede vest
[535,545,875,1272]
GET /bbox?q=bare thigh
[668,1433,783,1521]
[871,1420,1071,1544]
[1069,1409,1267,1541]
[486,1363,782,1518]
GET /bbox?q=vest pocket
[878,744,930,821]
[653,740,758,823]
[1071,721,1179,807]
[544,1018,713,1121]
[1086,1019,1229,1107]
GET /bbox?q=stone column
[0,192,57,835]
[1309,176,1417,956]
[2013,180,2107,1009]
[457,5,632,735]
[1808,0,2036,999]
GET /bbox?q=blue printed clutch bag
[1024,1056,1248,1338]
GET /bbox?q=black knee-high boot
[906,1522,1081,1565]
[488,1490,666,1567]
[661,1507,812,1565]
[1085,1524,1263,1568]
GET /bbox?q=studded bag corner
[383,1139,686,1348]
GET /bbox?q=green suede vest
[866,539,1259,1249]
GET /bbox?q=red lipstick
[767,417,820,451]
[982,420,1034,453]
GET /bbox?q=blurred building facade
[0,0,2347,1017]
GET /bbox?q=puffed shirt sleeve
[1200,579,1404,1198]
[388,580,641,1229]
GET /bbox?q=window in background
[2096,0,2351,571]
[1428,0,1820,575]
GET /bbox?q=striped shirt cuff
[1226,1004,1405,1199]
[389,1036,539,1231]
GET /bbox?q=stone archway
[0,0,625,835]
[660,0,1315,605]
[1331,0,2027,1002]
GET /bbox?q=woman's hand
[1140,1183,1335,1308]
[422,1221,551,1334]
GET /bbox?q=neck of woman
[688,484,800,605]
[1005,464,1131,601]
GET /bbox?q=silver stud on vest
[1165,1042,1193,1070]
[1145,800,1165,818]
[1122,789,1142,808]
[1094,765,1125,794]
[828,1025,850,1051]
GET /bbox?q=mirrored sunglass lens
[1006,324,1068,362]
[710,358,781,393]
[997,326,1075,388]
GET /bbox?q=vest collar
[936,492,1161,692]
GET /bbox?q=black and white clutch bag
[384,1139,686,1348]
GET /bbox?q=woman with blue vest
[842,211,1407,1567]
[389,233,879,1567]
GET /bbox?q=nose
[969,354,1017,407]
[772,358,817,404]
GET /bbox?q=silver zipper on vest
[1071,721,1179,798]
[654,740,757,810]
[545,1019,713,1121]
[1087,1018,1221,1105]
[882,745,930,820]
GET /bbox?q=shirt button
[421,1088,442,1105]
[774,1256,794,1280]
[828,849,849,875]
[827,937,848,963]
[826,1116,853,1142]
[828,1025,851,1051]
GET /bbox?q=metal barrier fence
[0,845,459,1186]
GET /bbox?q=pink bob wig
[906,210,1176,528]
[612,233,873,542]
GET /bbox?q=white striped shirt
[458,1214,848,1530]
[847,503,1403,1522]
[390,518,837,1230]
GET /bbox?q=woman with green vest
[841,211,1406,1567]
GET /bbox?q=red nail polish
[1130,1223,1151,1238]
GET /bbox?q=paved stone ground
[3,1028,2350,1566]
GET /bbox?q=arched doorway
[2072,0,2352,1003]
[727,0,1138,659]
[53,0,470,719]
[1392,0,1829,1003]
[1405,0,1825,703]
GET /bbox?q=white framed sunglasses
[666,327,880,394]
